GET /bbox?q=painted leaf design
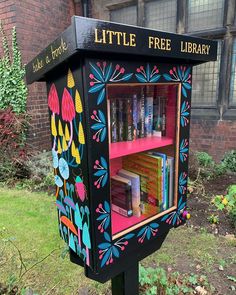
[60,216,77,235]
[97,214,109,221]
[91,123,105,130]
[146,228,151,240]
[163,74,172,81]
[123,233,135,239]
[104,201,110,213]
[149,75,161,83]
[82,222,91,248]
[65,124,70,141]
[69,233,76,252]
[137,227,146,237]
[183,67,191,80]
[101,173,108,187]
[74,204,82,229]
[112,246,120,258]
[105,63,112,81]
[98,110,106,124]
[75,90,83,113]
[89,83,104,93]
[67,69,75,88]
[183,82,191,90]
[182,86,187,98]
[100,128,107,142]
[146,64,150,81]
[101,248,112,267]
[97,88,106,105]
[78,122,85,144]
[51,115,57,136]
[101,157,107,169]
[104,232,111,242]
[94,170,106,177]
[98,242,111,249]
[58,120,63,136]
[135,73,147,83]
[57,139,62,154]
[150,223,159,229]
[120,73,133,81]
[90,64,104,82]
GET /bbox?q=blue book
[145,95,153,137]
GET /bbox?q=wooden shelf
[109,136,174,159]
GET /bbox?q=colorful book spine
[111,175,133,217]
[153,95,162,137]
[145,95,153,137]
[138,90,145,138]
[124,98,133,141]
[110,99,118,143]
[132,94,138,140]
[118,169,141,217]
[161,97,167,136]
[118,99,124,141]
[167,157,174,208]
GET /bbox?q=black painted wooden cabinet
[26,16,217,282]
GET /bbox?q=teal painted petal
[69,233,76,252]
[52,149,58,168]
[55,175,63,187]
[74,203,82,229]
[82,222,91,248]
[58,157,69,180]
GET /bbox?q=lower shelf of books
[110,149,176,239]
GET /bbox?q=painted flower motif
[161,196,186,226]
[163,66,191,98]
[56,200,67,215]
[96,201,110,233]
[135,64,160,83]
[98,232,134,267]
[137,223,159,243]
[93,157,108,188]
[61,88,76,122]
[48,83,60,115]
[52,149,59,169]
[88,62,133,105]
[180,101,190,127]
[179,172,187,194]
[59,157,69,180]
[91,110,107,142]
[179,139,189,163]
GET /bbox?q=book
[118,99,124,141]
[111,175,133,217]
[132,94,138,140]
[110,99,118,143]
[123,153,162,214]
[124,98,133,141]
[167,156,174,208]
[160,97,167,136]
[138,89,145,138]
[153,95,162,137]
[150,152,168,211]
[145,95,153,137]
[118,169,141,217]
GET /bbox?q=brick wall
[1,0,82,151]
[190,120,236,162]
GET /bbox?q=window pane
[229,39,236,106]
[192,41,221,107]
[145,0,177,33]
[187,0,224,32]
[110,5,137,26]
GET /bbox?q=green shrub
[229,208,236,228]
[222,150,236,173]
[196,152,214,168]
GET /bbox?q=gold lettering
[181,41,210,55]
[123,33,129,46]
[114,31,123,45]
[148,36,172,51]
[130,33,136,47]
[192,43,197,53]
[94,28,103,43]
[107,30,113,44]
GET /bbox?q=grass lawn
[0,187,235,294]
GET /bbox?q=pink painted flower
[48,83,59,114]
[115,64,120,70]
[169,69,173,75]
[136,68,141,73]
[89,74,94,79]
[120,68,125,74]
[61,88,75,122]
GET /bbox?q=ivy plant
[0,22,28,114]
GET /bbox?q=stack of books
[110,152,174,218]
[108,88,167,143]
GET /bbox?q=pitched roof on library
[26,16,218,84]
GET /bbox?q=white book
[118,169,141,217]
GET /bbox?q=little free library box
[26,16,217,282]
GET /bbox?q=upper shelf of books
[107,84,177,159]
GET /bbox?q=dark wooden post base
[111,261,139,295]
